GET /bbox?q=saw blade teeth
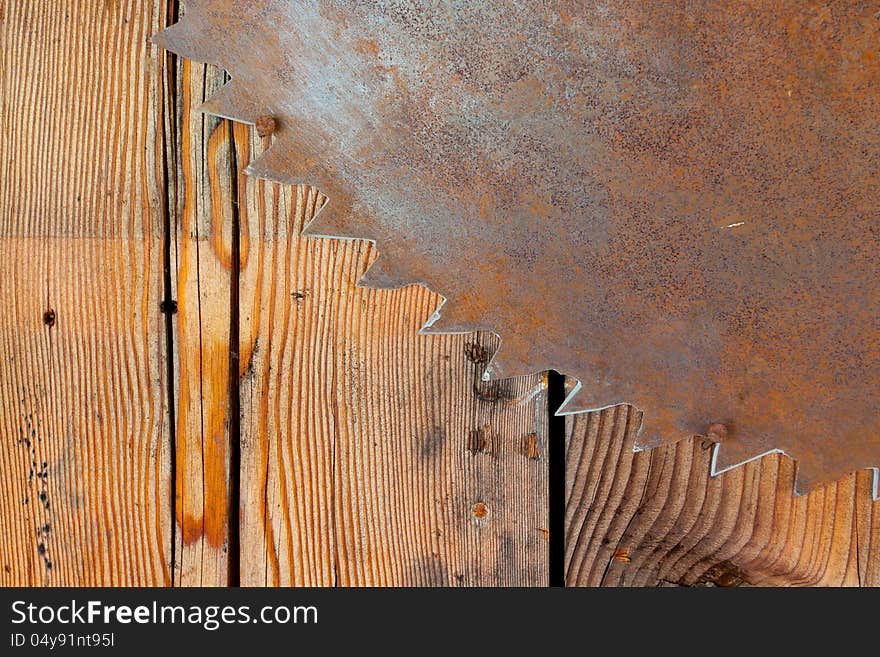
[419,301,490,335]
[631,417,669,452]
[245,143,314,184]
[200,81,263,124]
[707,438,785,476]
[792,450,880,501]
[245,143,364,245]
[150,5,880,493]
[789,458,871,498]
[151,18,218,65]
[554,380,586,415]
[554,380,614,416]
[357,255,412,289]
[482,343,537,382]
[793,460,826,497]
[301,199,375,241]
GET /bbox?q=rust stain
[175,60,233,550]
[155,2,880,495]
[208,121,251,272]
[201,341,231,548]
[467,425,498,457]
[521,433,540,460]
[613,548,631,564]
[175,58,203,546]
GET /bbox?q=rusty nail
[701,422,728,449]
[255,115,277,138]
[707,423,728,443]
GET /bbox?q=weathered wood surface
[0,0,173,585]
[175,53,550,584]
[168,60,238,586]
[2,0,878,588]
[234,100,550,587]
[565,404,880,586]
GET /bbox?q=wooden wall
[565,406,880,586]
[171,60,548,586]
[0,0,173,586]
[0,0,876,587]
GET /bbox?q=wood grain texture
[168,59,237,586]
[565,403,880,586]
[8,0,877,589]
[234,130,550,586]
[172,43,549,585]
[0,0,172,585]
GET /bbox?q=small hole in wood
[42,309,55,327]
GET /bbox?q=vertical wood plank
[234,128,549,586]
[0,0,173,585]
[169,58,236,586]
[565,403,880,586]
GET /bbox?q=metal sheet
[155,1,880,496]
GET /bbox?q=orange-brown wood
[168,60,237,586]
[2,0,877,589]
[172,55,550,585]
[565,404,880,586]
[0,0,173,585]
[233,129,550,586]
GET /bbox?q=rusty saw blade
[155,1,880,497]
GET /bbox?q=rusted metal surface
[155,1,880,496]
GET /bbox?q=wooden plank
[233,127,550,586]
[169,59,238,586]
[0,0,173,585]
[6,0,876,590]
[565,403,880,586]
